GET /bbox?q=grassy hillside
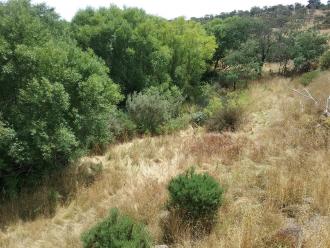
[1,73,329,247]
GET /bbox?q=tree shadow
[0,159,102,229]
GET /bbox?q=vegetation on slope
[0,0,215,197]
[0,0,329,247]
[1,73,329,247]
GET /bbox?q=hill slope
[1,75,329,247]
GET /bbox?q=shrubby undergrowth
[81,208,152,248]
[127,84,184,134]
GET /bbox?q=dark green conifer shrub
[81,208,152,248]
[167,169,224,222]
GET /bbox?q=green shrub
[206,104,243,132]
[167,168,224,222]
[81,208,152,248]
[194,84,219,107]
[320,50,330,70]
[126,84,184,134]
[299,70,320,86]
[203,96,223,117]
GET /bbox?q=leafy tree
[206,16,253,70]
[206,16,272,77]
[0,0,121,196]
[250,7,264,17]
[269,30,327,74]
[249,19,273,71]
[72,6,170,95]
[0,0,60,111]
[224,39,262,88]
[10,78,79,173]
[72,7,215,96]
[292,31,328,72]
[269,31,295,74]
[259,5,293,28]
[161,18,216,96]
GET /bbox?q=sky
[30,0,325,21]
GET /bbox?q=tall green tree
[269,31,295,74]
[0,0,121,195]
[72,7,215,96]
[206,16,272,73]
[72,6,170,94]
[206,16,253,69]
[292,30,328,72]
[249,18,273,71]
[162,17,216,96]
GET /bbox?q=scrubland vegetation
[0,0,330,247]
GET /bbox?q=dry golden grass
[0,73,330,247]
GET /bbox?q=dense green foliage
[292,31,327,72]
[72,7,216,96]
[0,0,121,195]
[0,0,217,196]
[81,208,152,248]
[205,16,275,86]
[205,17,253,69]
[167,169,224,221]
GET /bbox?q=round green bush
[167,169,224,221]
[81,208,152,248]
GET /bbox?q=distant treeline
[191,1,328,24]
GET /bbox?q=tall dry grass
[0,74,329,247]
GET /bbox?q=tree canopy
[0,0,121,195]
[72,7,216,96]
